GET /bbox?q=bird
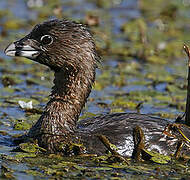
[4,19,190,157]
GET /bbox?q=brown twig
[97,134,119,156]
[174,140,183,159]
[132,126,145,161]
[184,44,190,126]
[97,134,129,164]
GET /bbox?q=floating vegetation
[13,120,31,130]
[18,142,46,153]
[0,0,190,179]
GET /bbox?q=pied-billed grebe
[4,19,189,157]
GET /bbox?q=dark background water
[0,0,189,179]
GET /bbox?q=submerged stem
[184,44,190,126]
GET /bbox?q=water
[0,0,188,179]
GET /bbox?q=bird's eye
[40,35,53,45]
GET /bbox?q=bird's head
[5,19,98,71]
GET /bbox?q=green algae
[146,55,167,65]
[110,108,125,113]
[145,71,174,83]
[155,112,176,119]
[79,112,96,120]
[19,143,46,153]
[111,98,137,109]
[129,91,154,102]
[59,141,86,156]
[0,0,190,179]
[4,19,25,30]
[121,18,147,43]
[1,75,23,87]
[0,87,15,94]
[24,170,45,178]
[142,149,171,164]
[1,163,14,179]
[14,152,37,159]
[26,114,41,122]
[13,120,31,130]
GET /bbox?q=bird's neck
[40,64,96,135]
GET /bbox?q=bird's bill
[4,42,40,60]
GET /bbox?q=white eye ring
[40,35,53,45]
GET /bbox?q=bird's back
[77,113,180,156]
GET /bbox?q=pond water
[0,0,189,179]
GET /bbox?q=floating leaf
[142,149,171,164]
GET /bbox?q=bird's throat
[29,65,96,138]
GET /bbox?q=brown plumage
[4,19,189,156]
